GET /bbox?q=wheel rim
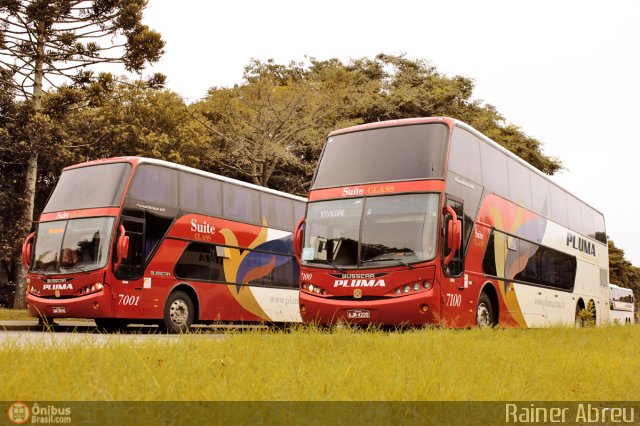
[169,299,189,326]
[477,303,491,327]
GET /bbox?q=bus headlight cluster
[393,281,432,295]
[29,286,41,295]
[80,282,103,295]
[301,282,327,296]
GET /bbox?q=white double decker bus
[608,283,635,325]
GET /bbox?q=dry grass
[1,324,637,401]
[0,308,29,321]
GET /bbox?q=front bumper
[300,290,440,326]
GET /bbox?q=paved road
[0,320,267,345]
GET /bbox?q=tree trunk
[13,21,44,310]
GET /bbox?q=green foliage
[0,0,165,96]
[608,240,640,308]
[195,55,561,194]
[0,0,164,306]
[577,301,596,327]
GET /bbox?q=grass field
[1,325,638,401]
[0,308,29,320]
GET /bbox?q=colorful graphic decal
[483,196,548,327]
[220,219,298,321]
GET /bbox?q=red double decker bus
[296,117,609,327]
[22,157,305,332]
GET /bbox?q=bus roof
[609,283,633,291]
[327,117,603,217]
[63,157,307,203]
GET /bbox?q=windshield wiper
[311,259,347,274]
[63,265,92,275]
[361,257,414,269]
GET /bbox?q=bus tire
[162,290,194,334]
[476,292,495,328]
[94,318,128,333]
[38,316,56,328]
[575,300,586,328]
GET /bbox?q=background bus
[296,117,608,328]
[22,157,306,332]
[608,283,635,324]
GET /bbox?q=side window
[175,243,225,282]
[223,184,260,224]
[128,164,178,207]
[594,213,606,243]
[144,212,173,260]
[530,172,551,218]
[549,185,568,228]
[449,128,482,184]
[243,253,299,288]
[480,143,509,198]
[293,201,306,227]
[483,229,577,291]
[566,195,583,235]
[507,159,532,210]
[260,193,293,231]
[179,172,222,216]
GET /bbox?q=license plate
[347,309,370,319]
[52,307,66,314]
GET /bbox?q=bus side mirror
[293,217,304,262]
[443,206,461,267]
[114,225,129,272]
[22,232,35,270]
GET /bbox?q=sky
[140,0,640,266]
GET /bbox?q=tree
[0,0,164,308]
[195,55,561,195]
[60,78,208,166]
[193,58,372,192]
[359,54,562,174]
[608,240,640,307]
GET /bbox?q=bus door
[114,210,176,317]
[441,198,470,325]
[113,215,146,314]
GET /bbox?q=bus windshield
[312,123,449,189]
[301,193,440,268]
[43,163,132,213]
[31,217,115,274]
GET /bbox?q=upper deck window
[43,163,132,213]
[128,164,178,207]
[312,123,449,189]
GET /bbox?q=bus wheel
[94,318,128,333]
[162,291,194,334]
[476,293,495,328]
[575,302,584,328]
[38,316,56,328]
